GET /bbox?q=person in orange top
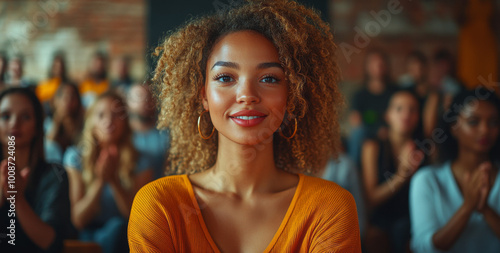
[36,52,69,104]
[128,1,362,252]
[79,52,110,108]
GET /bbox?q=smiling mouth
[230,116,266,120]
[230,115,267,127]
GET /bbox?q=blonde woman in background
[64,91,152,253]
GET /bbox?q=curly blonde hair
[152,0,343,174]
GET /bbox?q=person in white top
[410,87,500,253]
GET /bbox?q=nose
[479,120,489,135]
[236,78,260,104]
[101,114,114,128]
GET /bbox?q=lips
[230,110,267,117]
[229,110,267,127]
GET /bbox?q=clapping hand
[94,145,120,184]
[463,162,492,213]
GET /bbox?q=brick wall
[0,0,146,83]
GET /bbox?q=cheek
[114,119,127,136]
[490,127,500,140]
[271,97,287,122]
[20,119,37,142]
[411,113,420,124]
[206,87,233,120]
[266,89,288,132]
[455,123,475,141]
[0,120,7,133]
[0,123,8,145]
[386,111,397,125]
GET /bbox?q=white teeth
[234,116,261,120]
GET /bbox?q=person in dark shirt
[0,87,71,253]
[348,49,396,165]
[362,90,425,253]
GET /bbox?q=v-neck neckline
[182,173,304,253]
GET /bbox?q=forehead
[207,30,280,66]
[390,92,418,106]
[0,93,34,113]
[94,97,125,112]
[462,100,499,117]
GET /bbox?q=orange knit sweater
[128,173,361,252]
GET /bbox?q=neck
[388,130,411,148]
[453,147,491,173]
[208,134,282,197]
[3,145,31,170]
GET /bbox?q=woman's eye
[216,75,234,83]
[467,120,478,126]
[21,114,31,121]
[261,76,279,83]
[0,114,9,120]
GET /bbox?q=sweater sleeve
[128,182,176,253]
[310,188,362,253]
[409,169,444,253]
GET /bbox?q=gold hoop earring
[279,118,297,139]
[198,110,215,139]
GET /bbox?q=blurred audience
[127,83,170,179]
[362,90,425,253]
[5,56,35,88]
[429,49,463,110]
[348,49,397,165]
[398,51,428,89]
[315,142,367,239]
[0,52,7,89]
[36,52,69,105]
[0,38,496,252]
[79,52,110,108]
[63,91,152,253]
[0,87,72,253]
[44,83,84,164]
[111,55,134,96]
[398,50,441,139]
[410,88,500,253]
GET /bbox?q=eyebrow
[257,62,283,69]
[211,61,239,70]
[210,61,283,70]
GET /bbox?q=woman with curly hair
[128,0,361,252]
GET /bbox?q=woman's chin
[224,133,275,147]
